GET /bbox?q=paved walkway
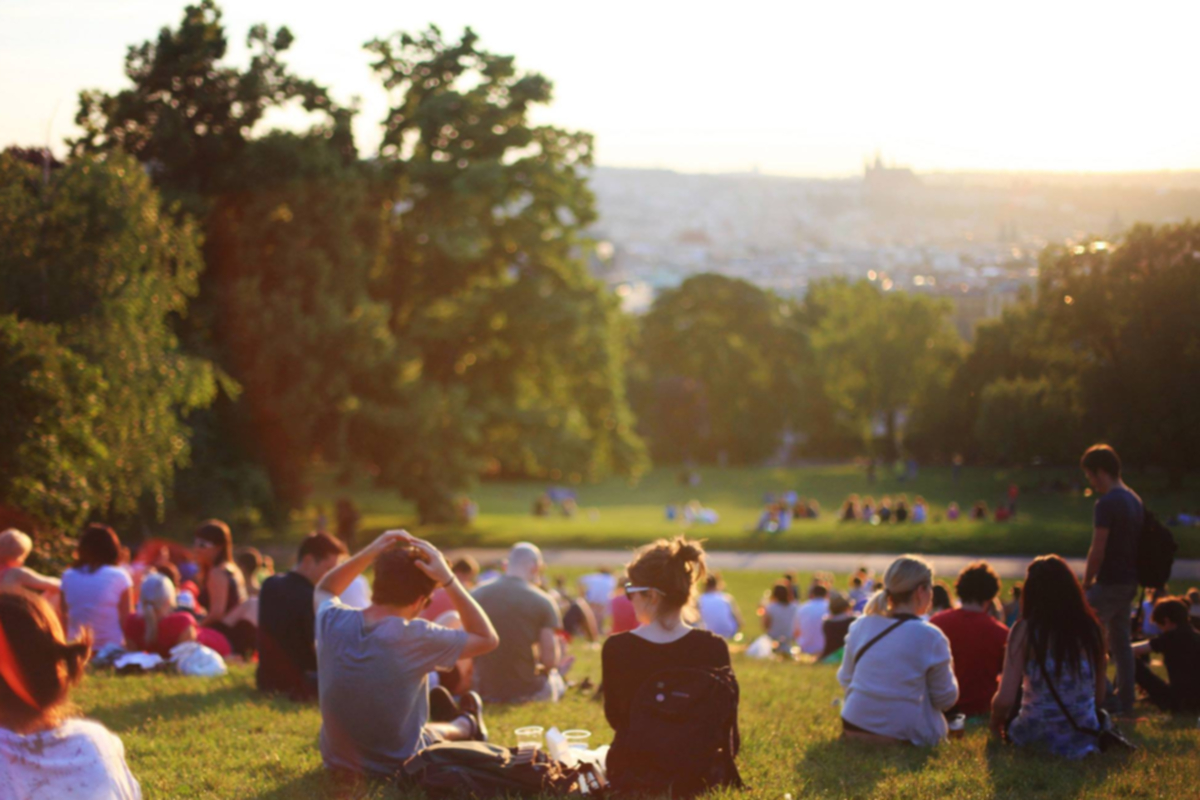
[448,548,1200,581]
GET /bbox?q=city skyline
[3,0,1200,176]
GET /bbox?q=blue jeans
[1087,583,1138,715]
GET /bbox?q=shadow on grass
[982,736,1127,797]
[90,682,312,734]
[798,736,934,797]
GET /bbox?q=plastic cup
[515,726,544,758]
[563,729,592,750]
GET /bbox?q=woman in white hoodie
[837,555,959,746]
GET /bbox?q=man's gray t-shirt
[472,576,562,702]
[316,598,467,775]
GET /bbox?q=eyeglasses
[624,584,664,601]
[193,539,214,550]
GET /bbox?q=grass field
[74,569,1200,800]
[260,464,1200,559]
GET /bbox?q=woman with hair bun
[602,537,740,793]
[0,588,142,799]
[837,555,959,745]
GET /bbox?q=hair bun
[670,537,705,565]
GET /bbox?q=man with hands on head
[313,530,500,777]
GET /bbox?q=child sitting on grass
[1133,596,1200,714]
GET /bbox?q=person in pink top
[609,591,639,634]
[420,557,480,623]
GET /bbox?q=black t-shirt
[601,629,733,733]
[256,571,317,696]
[1151,626,1200,710]
[1094,486,1143,585]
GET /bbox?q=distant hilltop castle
[864,152,922,193]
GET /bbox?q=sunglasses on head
[624,584,664,601]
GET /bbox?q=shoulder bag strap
[1034,649,1099,736]
[852,616,912,667]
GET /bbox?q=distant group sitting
[839,494,928,524]
[753,492,821,534]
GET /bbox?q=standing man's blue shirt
[1094,486,1143,585]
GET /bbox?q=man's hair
[1151,597,1190,628]
[507,542,543,579]
[452,555,480,579]
[956,561,1002,605]
[1080,444,1121,479]
[297,532,347,563]
[810,584,829,599]
[373,547,437,607]
[771,582,791,605]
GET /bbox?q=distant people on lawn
[602,536,740,794]
[991,555,1106,759]
[192,520,257,657]
[1080,444,1143,718]
[472,543,566,703]
[970,501,989,520]
[698,573,743,639]
[1003,584,1022,627]
[314,531,496,776]
[762,582,797,654]
[62,524,133,651]
[946,502,962,521]
[930,562,1009,718]
[819,591,857,662]
[0,588,142,800]
[256,532,347,700]
[1132,596,1200,713]
[837,555,959,746]
[793,583,830,657]
[553,577,600,643]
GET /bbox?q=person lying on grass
[837,555,959,746]
[313,530,498,777]
[0,588,141,800]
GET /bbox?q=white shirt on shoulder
[0,718,141,800]
[62,566,132,649]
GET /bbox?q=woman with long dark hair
[991,555,1107,758]
[192,520,255,655]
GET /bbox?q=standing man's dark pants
[1088,583,1138,716]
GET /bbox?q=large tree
[803,278,962,459]
[630,274,806,464]
[364,27,647,519]
[0,151,218,534]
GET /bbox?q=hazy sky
[3,0,1198,177]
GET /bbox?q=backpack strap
[852,616,913,667]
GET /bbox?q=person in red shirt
[124,572,198,657]
[930,561,1009,717]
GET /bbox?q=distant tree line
[2,2,1199,548]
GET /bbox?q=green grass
[260,464,1200,559]
[74,569,1200,800]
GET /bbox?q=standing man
[1081,444,1143,718]
[473,543,564,703]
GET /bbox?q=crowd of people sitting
[836,493,1020,524]
[0,445,1193,797]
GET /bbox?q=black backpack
[608,666,744,797]
[1137,509,1177,590]
[402,741,581,799]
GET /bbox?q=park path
[448,548,1200,581]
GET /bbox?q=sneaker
[459,691,488,742]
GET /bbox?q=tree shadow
[89,682,313,734]
[797,736,934,798]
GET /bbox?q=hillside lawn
[256,464,1200,559]
[78,567,1200,800]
